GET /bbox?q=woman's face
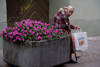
[67,9,74,17]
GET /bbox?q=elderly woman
[53,6,80,63]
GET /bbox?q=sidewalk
[0,36,100,67]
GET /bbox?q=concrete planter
[3,36,70,67]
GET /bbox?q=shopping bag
[72,29,88,51]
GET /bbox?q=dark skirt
[70,37,75,54]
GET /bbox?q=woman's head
[59,6,74,17]
[67,6,74,17]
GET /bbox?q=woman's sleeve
[70,24,75,29]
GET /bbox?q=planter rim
[25,35,69,43]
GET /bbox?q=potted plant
[0,19,70,67]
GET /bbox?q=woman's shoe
[75,56,81,58]
[67,59,77,63]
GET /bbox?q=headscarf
[67,6,74,11]
[59,6,74,12]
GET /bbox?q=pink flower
[34,24,38,26]
[21,29,24,31]
[23,27,25,29]
[59,35,60,37]
[40,23,44,26]
[29,30,32,33]
[29,24,32,27]
[24,34,27,36]
[15,26,18,29]
[46,30,50,34]
[9,36,13,39]
[19,33,22,36]
[35,21,37,24]
[27,27,29,29]
[4,31,7,33]
[46,23,50,26]
[40,33,42,35]
[38,21,41,24]
[14,30,18,34]
[13,27,15,30]
[8,27,10,30]
[27,32,29,34]
[36,33,39,37]
[13,40,16,42]
[25,21,28,24]
[31,32,34,34]
[50,28,53,32]
[18,28,20,30]
[20,24,22,27]
[53,33,57,36]
[43,27,46,30]
[16,36,19,39]
[1,35,3,38]
[48,35,52,39]
[25,30,27,32]
[56,30,59,33]
[4,27,7,30]
[36,36,42,40]
[43,32,46,35]
[18,38,21,41]
[22,38,25,41]
[15,22,18,24]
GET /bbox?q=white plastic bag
[72,29,88,51]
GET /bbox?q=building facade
[0,0,100,49]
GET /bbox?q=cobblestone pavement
[0,36,100,67]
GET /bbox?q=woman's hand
[74,26,80,30]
